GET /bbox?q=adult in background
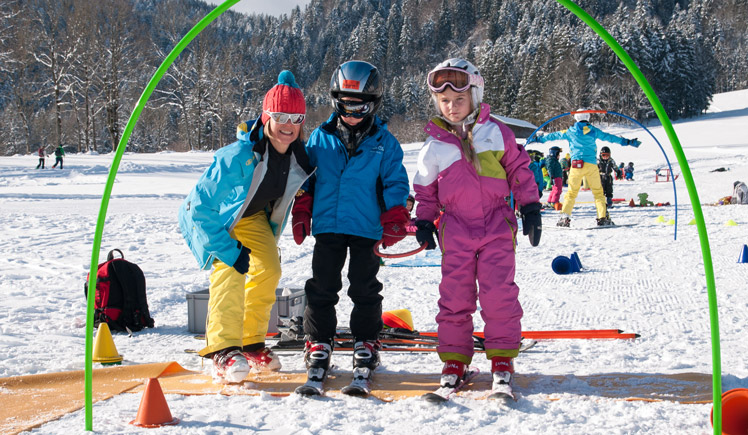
[178,71,314,383]
[530,109,640,227]
[52,144,65,169]
[291,60,409,392]
[36,146,46,169]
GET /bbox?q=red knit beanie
[261,70,306,124]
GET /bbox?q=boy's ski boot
[211,347,250,384]
[557,216,571,227]
[295,341,332,396]
[488,356,516,402]
[342,340,381,397]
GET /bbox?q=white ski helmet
[427,58,484,113]
[573,108,591,122]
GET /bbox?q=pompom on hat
[261,70,306,124]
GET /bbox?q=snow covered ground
[1,89,747,434]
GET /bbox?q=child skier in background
[527,150,545,199]
[625,162,635,180]
[597,146,623,207]
[413,58,542,399]
[545,146,563,208]
[541,163,551,191]
[560,152,570,186]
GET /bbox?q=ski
[487,371,516,403]
[294,366,329,397]
[341,367,373,397]
[421,367,479,403]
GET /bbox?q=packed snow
[1,89,747,434]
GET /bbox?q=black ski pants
[600,174,614,206]
[303,233,383,343]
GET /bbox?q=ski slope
[0,89,747,434]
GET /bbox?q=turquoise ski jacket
[179,118,314,270]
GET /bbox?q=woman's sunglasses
[264,110,305,125]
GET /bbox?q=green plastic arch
[84,0,721,432]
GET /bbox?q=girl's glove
[520,202,542,247]
[415,220,437,250]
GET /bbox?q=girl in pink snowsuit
[413,58,542,392]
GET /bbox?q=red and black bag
[84,249,155,333]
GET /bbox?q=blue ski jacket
[536,121,637,164]
[304,114,409,240]
[179,118,314,270]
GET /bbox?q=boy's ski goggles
[427,67,484,93]
[264,111,305,125]
[334,99,372,118]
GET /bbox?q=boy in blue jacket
[179,71,314,383]
[291,61,410,392]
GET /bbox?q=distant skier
[597,146,623,207]
[36,146,46,169]
[52,145,65,169]
[414,58,542,400]
[624,162,635,181]
[530,109,640,227]
[545,146,564,208]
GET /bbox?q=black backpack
[84,249,155,333]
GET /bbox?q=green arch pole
[555,1,721,432]
[83,0,240,430]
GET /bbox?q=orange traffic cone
[92,323,123,365]
[554,202,562,211]
[130,378,179,428]
[629,199,635,207]
[711,388,748,434]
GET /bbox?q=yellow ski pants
[199,212,281,357]
[561,162,608,219]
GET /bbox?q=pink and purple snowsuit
[413,103,540,362]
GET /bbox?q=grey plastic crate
[187,287,306,334]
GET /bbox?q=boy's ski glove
[520,202,542,247]
[233,243,251,274]
[415,220,437,250]
[624,138,641,147]
[291,190,313,245]
[380,205,410,248]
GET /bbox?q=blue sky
[204,0,311,17]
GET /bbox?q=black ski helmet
[600,146,611,154]
[330,60,383,118]
[549,146,562,157]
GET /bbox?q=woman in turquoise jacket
[179,71,314,383]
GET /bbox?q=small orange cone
[382,309,415,331]
[130,378,179,428]
[629,199,635,207]
[92,323,123,365]
[554,202,562,211]
[711,388,748,434]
